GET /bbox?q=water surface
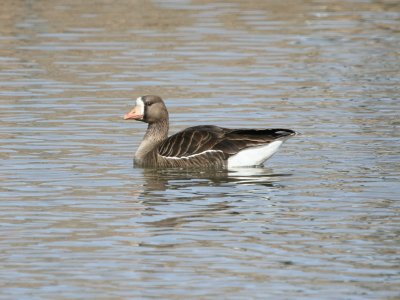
[1,0,399,299]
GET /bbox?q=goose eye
[147,102,153,107]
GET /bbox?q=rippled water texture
[1,0,399,299]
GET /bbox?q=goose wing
[157,126,296,159]
[157,125,228,159]
[213,128,297,155]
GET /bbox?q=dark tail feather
[229,128,298,139]
[271,129,299,139]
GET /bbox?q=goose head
[124,95,168,124]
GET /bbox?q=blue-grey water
[1,1,399,299]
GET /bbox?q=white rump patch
[162,149,223,160]
[136,96,145,115]
[227,141,283,168]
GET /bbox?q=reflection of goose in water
[140,167,291,193]
[133,167,291,230]
[124,95,298,169]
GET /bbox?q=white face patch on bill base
[136,96,145,116]
[123,97,146,120]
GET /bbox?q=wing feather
[157,126,295,159]
[158,126,223,158]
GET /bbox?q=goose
[124,95,298,169]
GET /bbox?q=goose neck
[135,119,169,161]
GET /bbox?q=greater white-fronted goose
[124,95,298,169]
